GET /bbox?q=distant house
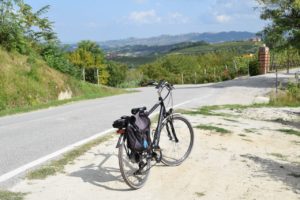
[249,37,261,42]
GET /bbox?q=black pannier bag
[127,111,151,152]
[112,118,127,129]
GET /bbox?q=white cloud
[215,14,231,23]
[167,12,189,24]
[128,10,161,24]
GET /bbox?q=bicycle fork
[166,120,179,143]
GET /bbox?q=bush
[249,60,260,76]
[270,82,300,106]
[107,62,127,87]
[40,44,80,78]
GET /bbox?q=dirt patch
[11,107,300,200]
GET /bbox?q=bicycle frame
[148,87,176,149]
[115,83,175,152]
[148,96,167,147]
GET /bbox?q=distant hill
[106,41,209,57]
[109,40,261,68]
[100,31,256,48]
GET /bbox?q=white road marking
[0,98,198,183]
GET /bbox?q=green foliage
[257,0,300,50]
[68,40,109,84]
[40,44,80,77]
[0,49,125,113]
[269,82,300,106]
[139,51,251,84]
[270,49,300,70]
[107,62,128,87]
[173,41,261,54]
[0,0,56,53]
[249,60,260,76]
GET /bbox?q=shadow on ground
[241,154,300,194]
[69,153,131,192]
[269,110,300,129]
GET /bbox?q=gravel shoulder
[11,106,300,200]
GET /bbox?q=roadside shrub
[287,82,300,100]
[270,82,300,106]
[249,60,260,76]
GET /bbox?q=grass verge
[244,128,256,133]
[180,104,270,117]
[27,133,115,180]
[195,124,231,134]
[269,153,288,161]
[0,88,132,117]
[195,192,206,198]
[179,101,300,118]
[0,190,26,200]
[277,129,300,137]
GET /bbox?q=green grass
[0,190,26,200]
[269,153,288,160]
[181,106,231,117]
[223,118,239,122]
[277,129,300,137]
[0,86,130,117]
[195,124,231,134]
[195,192,206,198]
[244,128,256,133]
[0,49,131,117]
[242,138,253,142]
[172,41,261,55]
[27,133,115,180]
[181,104,270,117]
[269,85,300,107]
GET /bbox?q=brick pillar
[258,45,270,74]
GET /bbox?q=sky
[25,0,266,43]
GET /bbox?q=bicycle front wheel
[118,140,150,189]
[159,114,194,166]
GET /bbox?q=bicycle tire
[118,139,150,189]
[159,114,194,166]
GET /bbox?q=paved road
[0,70,297,187]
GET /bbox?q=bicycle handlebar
[147,80,174,91]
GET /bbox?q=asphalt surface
[0,70,297,187]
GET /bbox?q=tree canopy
[257,0,300,50]
[0,0,56,53]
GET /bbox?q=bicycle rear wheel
[118,140,150,189]
[159,114,194,166]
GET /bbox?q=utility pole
[97,68,100,85]
[82,67,85,82]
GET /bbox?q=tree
[68,40,109,84]
[107,62,128,87]
[0,0,56,53]
[257,0,300,50]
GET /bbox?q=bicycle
[113,80,194,189]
